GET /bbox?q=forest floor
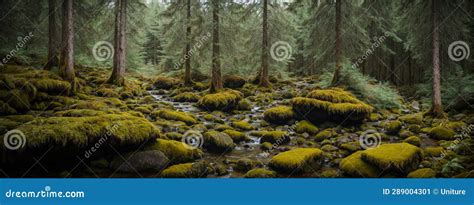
[0,65,473,178]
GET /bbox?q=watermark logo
[352,32,390,69]
[359,129,381,149]
[1,32,34,67]
[448,41,470,62]
[181,130,204,149]
[173,32,211,70]
[3,129,26,150]
[270,41,292,62]
[92,41,114,62]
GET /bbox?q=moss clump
[236,99,252,111]
[31,79,71,95]
[260,142,273,151]
[383,120,402,134]
[361,143,423,173]
[269,148,323,173]
[429,126,456,140]
[222,129,249,143]
[203,131,235,153]
[231,120,254,131]
[424,146,445,157]
[403,136,421,147]
[134,106,152,114]
[153,76,179,89]
[339,151,381,178]
[160,161,209,178]
[235,158,261,172]
[147,139,203,163]
[153,109,197,125]
[399,113,423,125]
[263,106,294,125]
[197,90,243,111]
[56,109,109,117]
[0,101,17,115]
[13,112,160,149]
[243,168,277,178]
[6,89,31,112]
[291,88,374,123]
[315,129,334,142]
[223,75,246,89]
[369,113,382,121]
[407,168,436,178]
[173,92,200,102]
[96,87,119,98]
[255,131,289,145]
[295,120,319,135]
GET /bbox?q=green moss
[269,148,323,173]
[263,106,294,124]
[369,113,382,121]
[429,126,456,140]
[315,129,334,142]
[96,87,119,98]
[339,151,381,178]
[160,161,209,178]
[243,168,277,178]
[197,90,243,111]
[173,92,200,102]
[56,109,109,117]
[153,76,179,89]
[223,75,246,89]
[255,131,289,145]
[340,142,361,152]
[31,79,71,95]
[260,142,273,151]
[291,88,374,123]
[222,129,249,143]
[295,120,319,135]
[407,168,436,178]
[403,136,421,147]
[383,120,402,134]
[0,101,17,115]
[164,132,183,141]
[236,99,252,111]
[203,130,235,153]
[361,143,423,173]
[134,106,152,114]
[231,120,254,131]
[399,113,423,125]
[148,139,203,163]
[424,146,445,157]
[6,89,31,111]
[321,144,338,152]
[235,158,261,172]
[152,109,197,125]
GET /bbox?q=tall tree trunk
[428,0,444,118]
[44,0,59,70]
[331,0,342,86]
[109,0,127,86]
[184,0,192,86]
[59,0,75,85]
[210,0,222,93]
[259,0,271,87]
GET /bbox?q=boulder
[269,148,323,173]
[361,143,423,173]
[203,131,235,153]
[110,150,169,173]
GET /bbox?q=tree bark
[210,0,223,93]
[184,0,192,86]
[428,0,444,118]
[108,0,127,86]
[44,0,59,70]
[59,0,75,84]
[259,0,271,87]
[331,0,342,86]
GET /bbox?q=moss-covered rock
[424,146,445,157]
[382,120,402,134]
[263,106,294,125]
[429,126,456,140]
[203,131,235,153]
[147,139,203,163]
[0,101,17,115]
[231,120,254,131]
[197,90,243,111]
[361,143,423,173]
[407,168,436,178]
[222,129,250,143]
[315,129,334,142]
[223,75,246,89]
[243,168,277,178]
[399,113,423,125]
[152,109,197,125]
[153,76,179,89]
[403,136,421,147]
[255,131,289,145]
[110,150,169,173]
[173,92,200,102]
[236,99,252,111]
[260,142,273,151]
[291,88,374,123]
[295,120,319,135]
[269,148,323,173]
[234,158,262,172]
[31,78,71,95]
[339,151,381,178]
[160,161,210,178]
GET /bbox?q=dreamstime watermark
[3,129,26,150]
[352,32,390,69]
[0,32,34,67]
[437,124,473,160]
[262,124,295,154]
[448,41,470,62]
[92,41,114,62]
[181,130,204,149]
[83,123,120,159]
[5,186,85,199]
[270,41,292,62]
[173,32,211,70]
[359,129,382,149]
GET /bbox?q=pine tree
[109,0,128,86]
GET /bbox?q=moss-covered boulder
[147,139,203,163]
[231,120,254,131]
[172,92,201,102]
[243,168,277,178]
[222,129,250,143]
[234,158,262,172]
[254,131,289,145]
[403,136,421,147]
[152,109,197,125]
[361,143,423,173]
[160,161,210,178]
[339,151,381,178]
[295,120,319,135]
[407,168,436,178]
[315,128,334,142]
[236,99,252,111]
[153,76,179,89]
[203,131,235,153]
[263,106,294,125]
[429,126,456,140]
[291,88,374,124]
[110,150,169,173]
[223,75,246,89]
[197,90,243,111]
[269,148,323,173]
[383,120,403,134]
[399,113,423,125]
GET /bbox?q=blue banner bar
[0,179,472,205]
